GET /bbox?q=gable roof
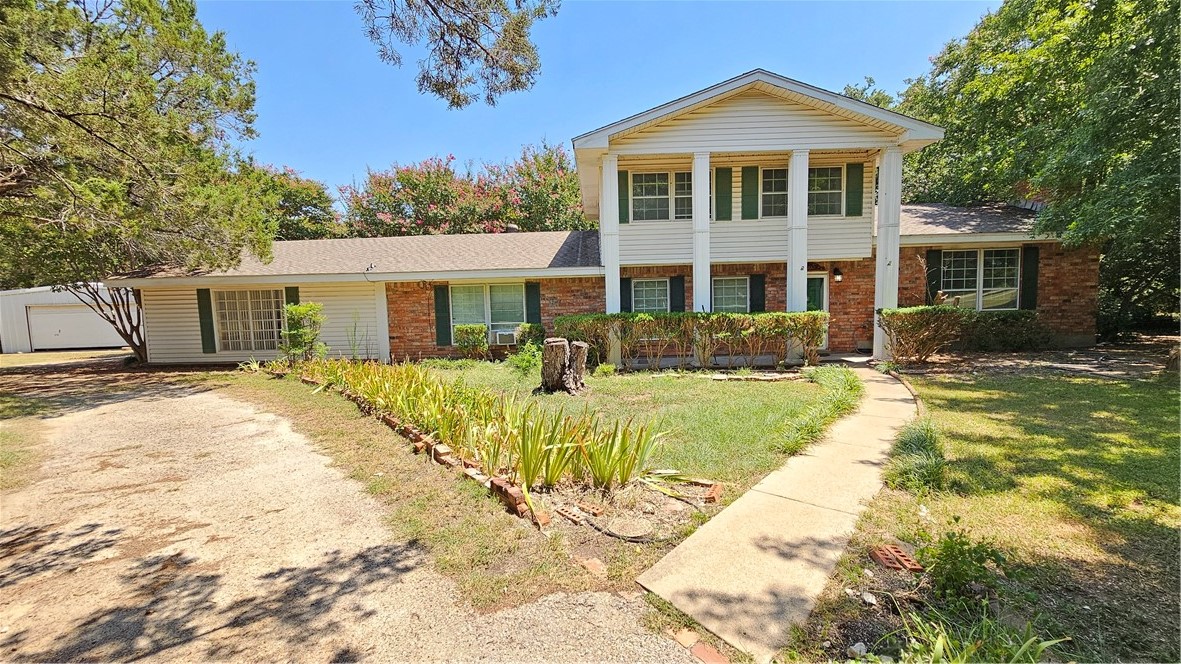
[113,231,603,285]
[900,203,1037,236]
[572,69,944,151]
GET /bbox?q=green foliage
[0,0,269,362]
[279,302,328,364]
[592,363,616,377]
[553,311,831,370]
[918,518,1009,600]
[957,310,1052,352]
[246,164,341,240]
[780,367,863,453]
[895,604,1069,663]
[505,341,542,379]
[878,306,968,365]
[454,324,489,360]
[514,322,546,346]
[493,142,592,232]
[294,359,669,494]
[355,0,557,109]
[885,419,948,493]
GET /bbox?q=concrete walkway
[637,368,917,663]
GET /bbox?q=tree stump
[1167,346,1180,372]
[537,337,588,394]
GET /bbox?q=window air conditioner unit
[493,330,518,346]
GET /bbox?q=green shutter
[715,168,732,221]
[284,286,299,305]
[196,288,216,354]
[525,282,542,324]
[741,166,759,220]
[618,170,630,224]
[925,249,943,304]
[669,276,686,312]
[433,285,452,346]
[845,163,864,217]
[620,277,632,312]
[1020,245,1039,310]
[749,274,766,312]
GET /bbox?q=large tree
[247,164,342,240]
[356,0,558,109]
[0,0,273,361]
[868,0,1178,330]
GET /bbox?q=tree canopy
[339,141,589,237]
[0,0,273,359]
[248,164,342,241]
[356,0,557,109]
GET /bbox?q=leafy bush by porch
[958,310,1052,351]
[454,324,489,359]
[553,310,829,369]
[879,306,1055,364]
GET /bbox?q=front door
[806,274,829,349]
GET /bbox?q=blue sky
[196,1,999,194]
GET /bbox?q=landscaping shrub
[279,302,328,364]
[454,324,489,359]
[552,311,830,371]
[505,341,542,379]
[514,323,546,346]
[878,306,967,365]
[294,359,668,495]
[957,310,1052,351]
[592,363,616,377]
[918,517,1009,600]
[779,366,863,453]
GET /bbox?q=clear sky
[196,0,999,194]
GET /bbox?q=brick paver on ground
[637,367,916,663]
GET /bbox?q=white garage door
[27,305,127,350]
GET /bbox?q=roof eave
[109,265,605,288]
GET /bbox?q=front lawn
[425,360,828,495]
[794,371,1180,663]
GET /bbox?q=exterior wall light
[833,268,843,283]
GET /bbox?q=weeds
[891,604,1067,663]
[884,418,949,493]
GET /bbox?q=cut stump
[536,337,588,395]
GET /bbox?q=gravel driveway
[0,384,691,662]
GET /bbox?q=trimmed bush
[553,311,830,371]
[877,306,967,365]
[454,324,489,359]
[515,322,546,346]
[958,310,1052,351]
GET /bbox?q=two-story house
[111,70,1099,363]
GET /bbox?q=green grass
[427,362,834,494]
[801,372,1180,663]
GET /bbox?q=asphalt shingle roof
[899,203,1036,236]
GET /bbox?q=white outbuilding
[0,285,130,354]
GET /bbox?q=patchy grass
[0,393,56,490]
[427,362,836,495]
[0,349,132,368]
[794,372,1180,663]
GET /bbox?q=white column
[600,153,621,313]
[374,281,391,362]
[691,151,711,312]
[786,149,810,311]
[873,146,903,359]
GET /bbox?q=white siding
[141,282,382,364]
[619,222,693,265]
[711,221,789,262]
[612,90,899,154]
[0,286,130,354]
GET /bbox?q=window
[632,279,670,313]
[449,284,526,342]
[712,277,749,313]
[674,172,693,220]
[761,168,788,217]
[941,249,1021,311]
[807,167,843,216]
[215,289,284,352]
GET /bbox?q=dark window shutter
[669,276,686,312]
[618,170,629,224]
[433,285,452,346]
[196,288,216,354]
[749,274,766,312]
[525,282,542,324]
[1020,245,1040,310]
[925,249,943,305]
[715,168,732,221]
[845,163,864,217]
[620,277,632,312]
[284,286,300,305]
[741,166,759,220]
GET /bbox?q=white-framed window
[761,168,788,217]
[632,278,670,313]
[941,248,1021,311]
[632,172,693,221]
[807,166,843,216]
[712,277,749,313]
[214,289,285,352]
[449,283,526,342]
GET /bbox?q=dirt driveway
[0,366,689,662]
